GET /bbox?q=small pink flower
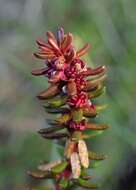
[65,59,86,79]
[75,74,86,92]
[69,119,86,131]
[68,92,88,108]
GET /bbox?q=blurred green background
[0,0,136,189]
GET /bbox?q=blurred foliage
[0,0,136,190]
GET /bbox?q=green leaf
[86,123,109,130]
[89,161,101,168]
[89,151,107,160]
[32,187,52,190]
[83,107,97,118]
[51,161,68,174]
[47,96,67,108]
[46,107,69,114]
[96,104,108,112]
[59,178,69,188]
[56,113,71,124]
[76,178,98,189]
[27,170,52,179]
[38,160,62,171]
[72,108,83,122]
[88,86,106,99]
[57,146,64,157]
[37,84,59,99]
[40,132,68,139]
[83,130,104,138]
[38,125,65,134]
[81,168,88,176]
[89,74,107,85]
[71,131,82,141]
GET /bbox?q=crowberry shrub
[28,28,109,190]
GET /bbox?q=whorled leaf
[27,170,52,179]
[57,27,64,46]
[96,104,108,112]
[88,85,106,99]
[83,106,97,118]
[89,151,107,160]
[61,33,73,53]
[38,125,65,134]
[76,43,91,58]
[46,96,67,108]
[56,113,72,125]
[71,131,82,141]
[31,67,49,76]
[32,187,53,190]
[76,178,98,189]
[72,108,83,122]
[82,65,106,77]
[47,31,61,54]
[65,47,76,63]
[45,107,70,114]
[40,132,69,139]
[89,161,101,169]
[84,74,107,92]
[37,84,60,99]
[59,178,69,189]
[51,160,68,174]
[46,119,58,126]
[34,52,55,60]
[89,74,107,85]
[81,169,92,180]
[86,123,109,130]
[38,160,62,171]
[81,130,104,139]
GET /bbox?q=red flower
[69,119,86,131]
[64,59,86,79]
[74,74,86,92]
[68,92,88,108]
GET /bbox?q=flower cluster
[29,28,109,190]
